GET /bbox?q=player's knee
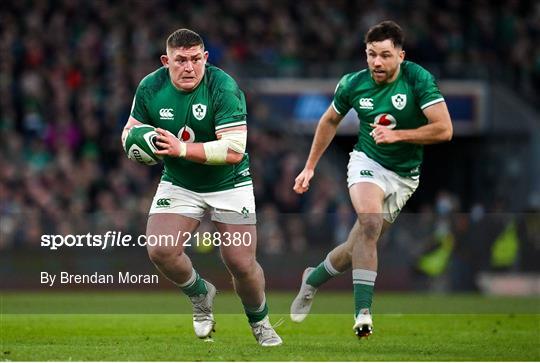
[147,246,178,267]
[357,214,383,242]
[226,257,256,279]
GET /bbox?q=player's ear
[398,49,405,63]
[203,51,209,63]
[160,55,169,67]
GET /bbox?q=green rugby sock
[244,297,269,324]
[353,269,377,316]
[179,269,208,297]
[306,253,342,288]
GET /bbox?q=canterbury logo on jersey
[359,98,374,109]
[156,198,171,207]
[360,170,374,177]
[159,108,174,120]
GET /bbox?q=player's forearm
[156,127,246,165]
[305,118,338,169]
[394,122,452,145]
[183,143,242,165]
[121,125,135,143]
[122,117,144,151]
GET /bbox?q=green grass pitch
[2,291,539,361]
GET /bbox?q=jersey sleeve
[130,81,152,125]
[213,84,247,132]
[332,75,352,115]
[412,66,445,110]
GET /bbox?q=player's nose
[184,61,194,72]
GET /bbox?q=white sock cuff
[323,253,341,276]
[178,268,197,288]
[352,269,377,286]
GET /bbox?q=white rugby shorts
[149,181,256,225]
[347,151,419,223]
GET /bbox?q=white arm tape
[203,130,247,165]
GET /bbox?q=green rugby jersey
[333,60,444,177]
[130,64,252,192]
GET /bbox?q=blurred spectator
[284,215,308,253]
[258,203,285,255]
[517,204,540,272]
[333,202,355,246]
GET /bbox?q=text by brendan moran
[41,271,159,287]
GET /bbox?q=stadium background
[1,0,539,300]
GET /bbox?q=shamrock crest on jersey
[192,104,207,120]
[391,93,407,110]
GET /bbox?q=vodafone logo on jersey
[178,126,195,142]
[373,114,397,129]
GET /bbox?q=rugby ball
[124,125,162,165]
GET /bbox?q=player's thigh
[205,186,257,270]
[348,183,385,243]
[349,182,385,215]
[146,181,207,256]
[347,151,386,215]
[214,221,257,270]
[146,213,200,259]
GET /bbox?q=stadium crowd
[1,1,539,283]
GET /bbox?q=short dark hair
[365,21,404,48]
[166,28,204,50]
